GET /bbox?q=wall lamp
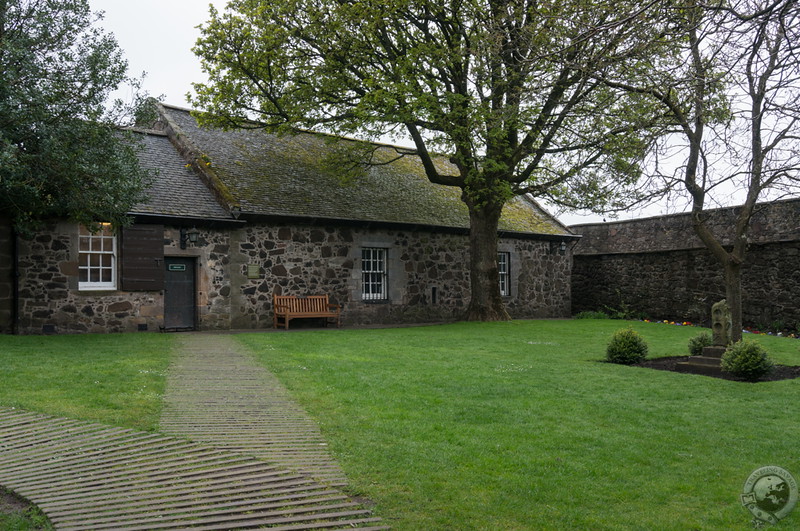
[180,227,200,249]
[550,240,568,255]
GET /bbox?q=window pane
[362,248,387,300]
[498,252,510,296]
[79,224,117,289]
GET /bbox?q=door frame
[163,256,197,331]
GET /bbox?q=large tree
[0,0,151,234]
[191,0,673,320]
[602,0,800,341]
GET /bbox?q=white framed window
[362,247,387,300]
[498,252,510,296]
[79,223,117,290]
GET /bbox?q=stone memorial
[676,299,730,376]
[711,299,733,347]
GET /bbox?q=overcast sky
[89,0,227,108]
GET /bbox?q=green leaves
[190,0,683,319]
[721,339,775,381]
[192,0,674,208]
[0,0,152,233]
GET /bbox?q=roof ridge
[157,102,196,113]
[161,103,424,155]
[123,126,168,137]
[155,102,240,215]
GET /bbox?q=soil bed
[0,489,28,514]
[636,356,800,382]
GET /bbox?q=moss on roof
[163,105,570,236]
[131,131,231,220]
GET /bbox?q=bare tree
[603,0,800,341]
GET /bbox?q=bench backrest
[274,295,330,313]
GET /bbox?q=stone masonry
[14,222,233,334]
[9,219,572,334]
[0,220,13,334]
[571,198,800,329]
[230,223,571,328]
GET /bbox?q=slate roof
[130,130,232,221]
[144,103,572,236]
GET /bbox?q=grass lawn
[0,332,174,529]
[0,333,173,431]
[236,320,800,530]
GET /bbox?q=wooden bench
[273,294,341,329]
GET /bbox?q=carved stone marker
[705,299,732,360]
[676,299,732,375]
[711,299,733,346]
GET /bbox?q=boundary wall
[570,199,800,329]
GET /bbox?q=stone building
[1,103,576,334]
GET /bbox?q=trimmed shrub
[606,328,648,364]
[688,332,712,356]
[721,339,774,381]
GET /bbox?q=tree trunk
[463,199,511,321]
[724,261,743,343]
[690,210,745,343]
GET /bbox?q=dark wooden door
[164,257,196,330]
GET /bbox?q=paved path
[160,334,347,485]
[0,333,386,530]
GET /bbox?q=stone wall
[14,222,233,334]
[571,199,800,328]
[10,219,572,334]
[230,223,572,327]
